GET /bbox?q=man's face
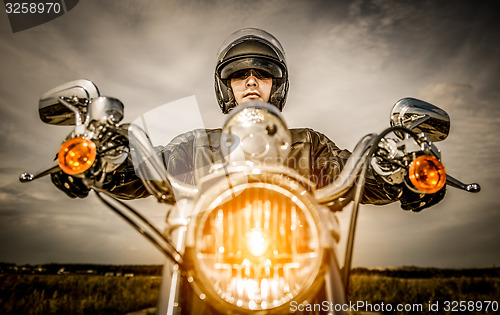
[230,69,273,105]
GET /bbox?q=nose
[245,75,258,87]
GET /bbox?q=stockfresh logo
[4,0,79,33]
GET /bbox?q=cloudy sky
[0,0,499,268]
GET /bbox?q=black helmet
[215,28,289,114]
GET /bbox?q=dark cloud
[0,202,164,264]
[0,0,498,267]
[0,184,166,264]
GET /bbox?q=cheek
[230,80,243,93]
[230,80,244,103]
[262,80,273,98]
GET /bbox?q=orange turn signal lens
[408,155,446,194]
[58,137,96,175]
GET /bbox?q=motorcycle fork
[158,226,187,315]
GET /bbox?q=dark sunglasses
[230,69,273,80]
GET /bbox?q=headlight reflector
[193,183,323,311]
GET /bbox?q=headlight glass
[193,183,323,311]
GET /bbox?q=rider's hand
[50,171,90,198]
[400,186,446,212]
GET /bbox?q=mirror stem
[59,97,85,135]
[408,114,430,130]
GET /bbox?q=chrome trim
[39,79,99,125]
[390,98,450,142]
[127,124,175,202]
[87,96,124,125]
[315,134,377,204]
[58,97,85,135]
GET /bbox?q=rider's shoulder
[289,127,332,142]
[167,128,222,144]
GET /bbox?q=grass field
[1,271,499,314]
[349,274,500,314]
[0,274,161,314]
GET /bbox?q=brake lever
[446,174,481,193]
[20,162,60,183]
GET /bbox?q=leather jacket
[105,128,400,207]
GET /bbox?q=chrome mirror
[390,98,450,142]
[39,79,100,125]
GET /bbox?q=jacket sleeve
[295,128,399,206]
[304,128,448,210]
[104,129,219,202]
[102,154,152,200]
[104,133,196,202]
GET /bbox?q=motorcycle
[20,80,480,314]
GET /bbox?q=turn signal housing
[408,155,446,194]
[58,137,96,175]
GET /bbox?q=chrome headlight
[189,173,324,312]
[221,102,292,166]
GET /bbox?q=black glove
[400,186,446,212]
[50,171,90,198]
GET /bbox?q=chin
[242,97,263,103]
